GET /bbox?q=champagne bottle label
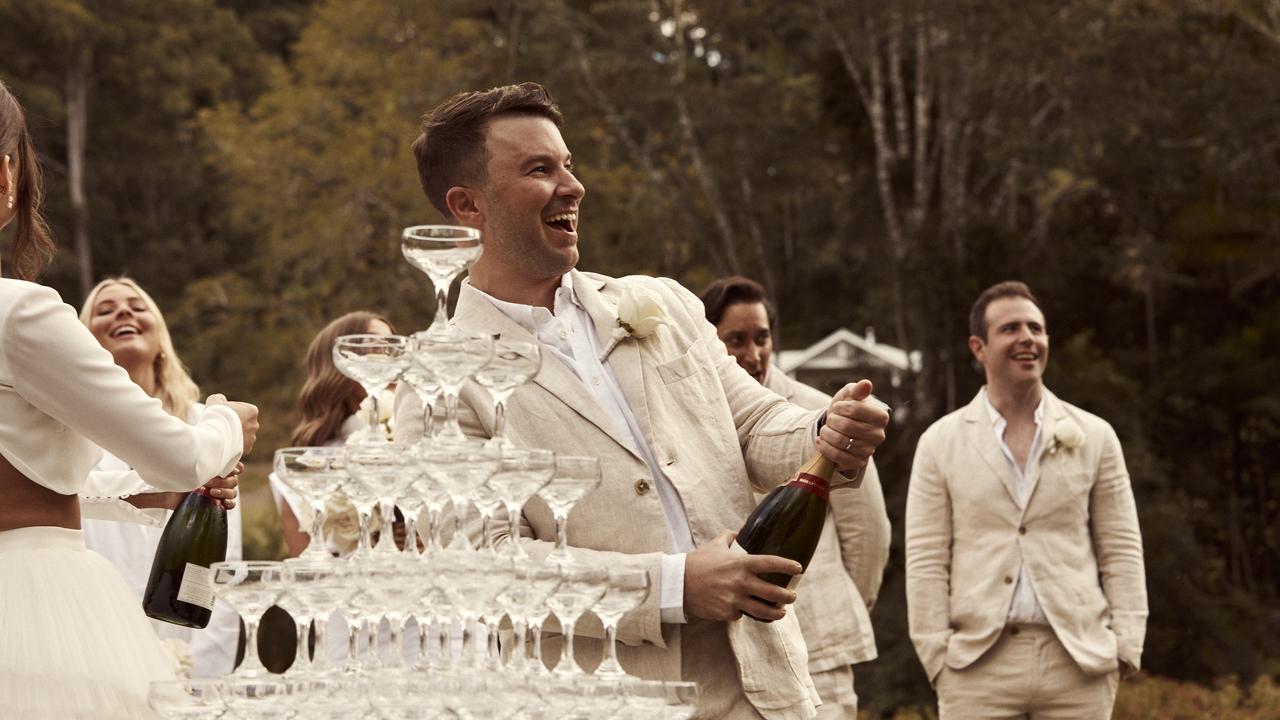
[785,472,830,501]
[175,563,216,610]
[730,539,803,591]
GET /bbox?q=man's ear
[968,335,986,365]
[445,186,482,227]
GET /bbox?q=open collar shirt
[982,387,1051,626]
[473,274,692,623]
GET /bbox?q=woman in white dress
[0,80,259,719]
[78,277,245,679]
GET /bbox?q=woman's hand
[206,394,260,456]
[203,462,242,510]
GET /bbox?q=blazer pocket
[656,345,701,384]
[1060,470,1094,498]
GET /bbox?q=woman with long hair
[273,310,394,556]
[0,79,259,717]
[78,277,244,679]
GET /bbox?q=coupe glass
[545,563,608,676]
[268,571,313,677]
[332,334,410,445]
[592,567,652,679]
[418,441,500,550]
[538,456,602,565]
[662,681,701,719]
[400,356,440,442]
[210,560,286,678]
[410,331,493,443]
[438,549,511,668]
[486,447,554,560]
[273,447,346,559]
[280,557,348,675]
[334,463,380,558]
[221,676,294,720]
[473,339,541,446]
[494,559,560,673]
[358,554,420,670]
[409,464,451,554]
[345,442,416,556]
[400,224,482,333]
[147,680,223,720]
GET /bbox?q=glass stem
[377,499,396,552]
[357,508,373,555]
[509,619,528,671]
[312,615,330,671]
[555,513,569,555]
[367,387,382,439]
[240,616,264,673]
[480,512,494,554]
[420,400,435,438]
[506,502,524,557]
[402,512,419,555]
[493,398,507,442]
[433,285,450,329]
[530,618,545,673]
[345,618,361,671]
[387,617,403,668]
[599,618,624,676]
[292,616,312,673]
[559,618,578,674]
[305,507,328,557]
[364,617,379,667]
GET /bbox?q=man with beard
[395,83,890,720]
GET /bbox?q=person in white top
[701,276,892,720]
[77,277,244,679]
[0,80,259,719]
[905,281,1146,718]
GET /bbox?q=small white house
[776,327,921,413]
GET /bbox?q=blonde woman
[0,79,257,719]
[78,277,244,679]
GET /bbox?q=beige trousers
[811,665,858,719]
[936,626,1119,719]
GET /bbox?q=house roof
[777,328,921,374]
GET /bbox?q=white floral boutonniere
[599,283,668,361]
[1048,417,1086,455]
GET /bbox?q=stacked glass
[147,226,699,719]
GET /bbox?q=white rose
[616,284,668,338]
[1054,418,1086,451]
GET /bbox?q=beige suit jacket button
[1019,525,1027,535]
[634,478,651,495]
[1004,576,1013,584]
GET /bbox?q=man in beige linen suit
[905,281,1147,718]
[700,275,891,719]
[396,83,891,719]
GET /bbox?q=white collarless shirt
[982,388,1050,625]
[469,276,692,622]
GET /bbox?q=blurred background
[1,0,1277,716]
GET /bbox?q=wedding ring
[844,437,855,452]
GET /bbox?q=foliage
[1,0,1278,711]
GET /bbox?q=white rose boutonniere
[599,284,668,361]
[1049,417,1086,455]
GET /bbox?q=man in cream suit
[700,275,891,718]
[905,281,1147,718]
[396,83,890,719]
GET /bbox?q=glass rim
[402,224,481,241]
[333,333,410,345]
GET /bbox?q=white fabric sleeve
[660,553,689,624]
[3,286,242,490]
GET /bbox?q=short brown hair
[0,80,56,281]
[411,82,563,219]
[969,281,1041,340]
[700,276,777,331]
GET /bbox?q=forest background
[1,0,1278,715]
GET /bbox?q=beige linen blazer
[396,271,826,719]
[904,388,1147,683]
[762,370,889,671]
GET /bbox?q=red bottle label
[785,472,829,501]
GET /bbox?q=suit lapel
[1024,389,1063,508]
[452,280,643,459]
[961,391,1021,507]
[573,273,656,460]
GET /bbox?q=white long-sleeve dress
[0,280,243,719]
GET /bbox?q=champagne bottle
[142,487,228,628]
[734,452,835,600]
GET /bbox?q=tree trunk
[66,49,93,300]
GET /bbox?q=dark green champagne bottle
[142,487,227,628]
[734,452,835,617]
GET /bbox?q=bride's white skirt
[0,526,178,719]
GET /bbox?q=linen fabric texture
[395,270,827,719]
[905,388,1147,686]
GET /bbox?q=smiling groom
[905,281,1147,718]
[395,83,891,719]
